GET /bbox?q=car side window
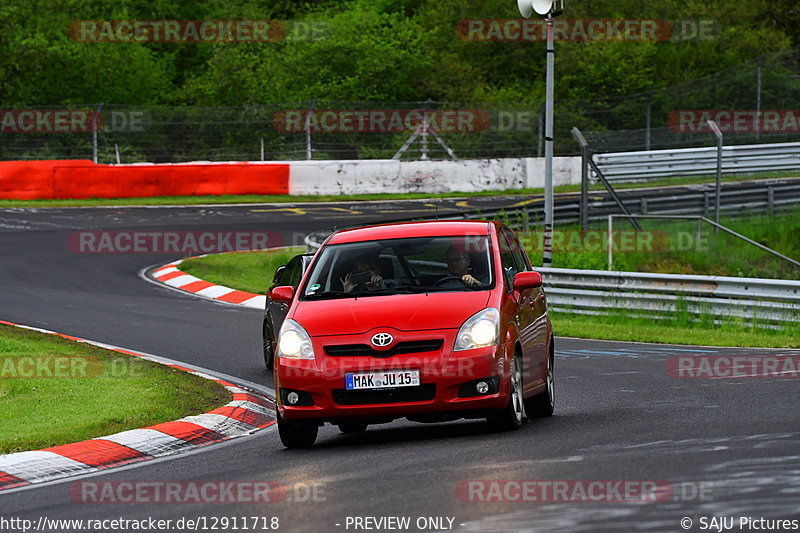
[503,228,530,272]
[279,257,302,288]
[498,230,521,288]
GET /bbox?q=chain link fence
[0,102,551,163]
[2,49,799,163]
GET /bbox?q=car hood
[291,292,491,336]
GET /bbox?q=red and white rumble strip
[0,320,275,491]
[150,258,265,309]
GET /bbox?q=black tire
[277,411,318,448]
[525,340,555,418]
[488,355,524,431]
[337,421,368,434]
[263,318,274,371]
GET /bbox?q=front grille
[325,340,443,358]
[332,384,436,405]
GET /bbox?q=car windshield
[301,235,494,300]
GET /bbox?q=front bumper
[275,329,511,422]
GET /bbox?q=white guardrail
[540,267,800,324]
[305,230,799,324]
[594,142,800,182]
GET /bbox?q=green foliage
[0,0,795,106]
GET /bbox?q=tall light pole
[517,0,563,266]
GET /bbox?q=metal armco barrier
[468,179,800,226]
[539,267,800,324]
[304,179,800,247]
[304,237,800,324]
[593,142,800,182]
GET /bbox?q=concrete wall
[0,157,581,199]
[289,157,581,195]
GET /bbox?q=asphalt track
[1,196,800,532]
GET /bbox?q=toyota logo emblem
[371,333,393,347]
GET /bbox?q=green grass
[0,324,231,454]
[552,312,800,349]
[180,247,306,295]
[0,172,796,208]
[522,208,800,280]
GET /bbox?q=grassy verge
[0,324,231,454]
[0,172,796,208]
[551,313,800,349]
[180,247,306,295]
[521,208,800,280]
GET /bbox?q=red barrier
[0,161,290,200]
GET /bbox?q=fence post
[114,143,120,164]
[755,57,763,141]
[305,99,316,160]
[767,186,775,215]
[420,112,429,160]
[707,120,723,234]
[570,127,589,231]
[607,214,613,271]
[92,103,104,164]
[260,138,265,161]
[645,93,652,151]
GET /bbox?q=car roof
[328,220,495,244]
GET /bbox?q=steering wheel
[434,276,466,286]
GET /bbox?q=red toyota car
[270,220,554,448]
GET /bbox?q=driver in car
[445,246,482,288]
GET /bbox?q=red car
[271,220,554,448]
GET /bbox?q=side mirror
[269,285,295,304]
[513,271,542,291]
[272,265,286,284]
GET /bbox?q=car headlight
[277,319,315,360]
[454,308,500,351]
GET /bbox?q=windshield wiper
[367,286,423,294]
[303,291,354,300]
[371,285,452,294]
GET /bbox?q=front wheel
[277,411,318,449]
[525,344,554,418]
[488,356,524,431]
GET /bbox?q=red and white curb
[0,320,275,492]
[149,258,265,309]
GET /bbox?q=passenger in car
[341,254,384,292]
[446,246,482,287]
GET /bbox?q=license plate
[345,370,420,390]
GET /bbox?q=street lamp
[517,0,563,266]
